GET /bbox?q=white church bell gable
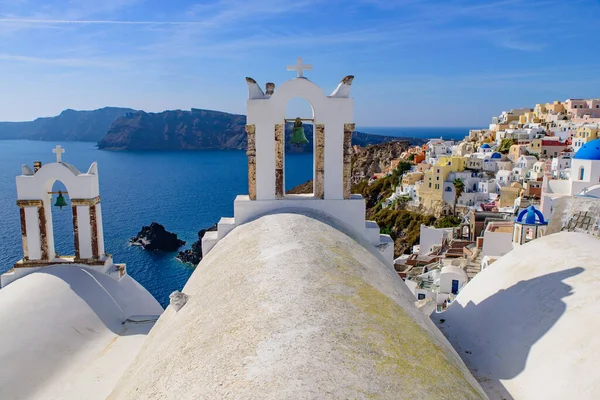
[202,59,394,267]
[2,146,123,287]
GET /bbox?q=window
[579,166,585,180]
[418,293,426,300]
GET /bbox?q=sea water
[0,128,470,306]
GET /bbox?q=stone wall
[547,196,600,237]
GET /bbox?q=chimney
[265,82,275,96]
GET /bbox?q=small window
[418,293,426,300]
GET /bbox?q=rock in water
[130,222,185,252]
[176,224,217,266]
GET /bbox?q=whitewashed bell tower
[1,146,124,287]
[202,59,394,266]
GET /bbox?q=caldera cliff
[97,108,417,152]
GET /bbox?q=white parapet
[202,194,395,268]
[1,256,122,288]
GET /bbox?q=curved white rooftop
[0,265,163,400]
[109,213,485,399]
[433,232,600,399]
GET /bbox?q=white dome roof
[110,213,486,399]
[0,265,163,400]
[433,232,600,399]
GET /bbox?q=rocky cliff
[288,139,415,195]
[351,140,418,179]
[97,108,412,152]
[0,107,134,141]
[287,139,437,257]
[98,109,247,151]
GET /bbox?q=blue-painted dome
[574,138,600,160]
[491,152,502,159]
[480,143,491,149]
[516,205,547,225]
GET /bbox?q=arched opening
[284,97,315,195]
[47,180,75,260]
[579,166,585,181]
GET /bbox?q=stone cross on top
[287,57,312,78]
[52,145,64,163]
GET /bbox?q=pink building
[564,98,600,118]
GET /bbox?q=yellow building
[417,156,467,210]
[499,182,523,208]
[573,125,600,150]
[575,125,599,140]
[509,144,527,161]
[534,103,547,118]
[402,172,424,186]
[545,101,565,114]
[519,112,539,125]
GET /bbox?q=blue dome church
[541,138,600,217]
[513,205,548,245]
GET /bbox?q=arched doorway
[284,97,316,196]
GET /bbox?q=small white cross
[52,145,65,163]
[287,57,312,78]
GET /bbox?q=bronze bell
[54,191,68,210]
[290,117,309,147]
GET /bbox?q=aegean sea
[0,127,468,306]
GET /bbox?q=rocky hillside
[352,140,416,180]
[97,108,413,152]
[287,139,444,257]
[0,107,134,141]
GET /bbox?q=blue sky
[0,0,599,126]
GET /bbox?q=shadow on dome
[436,267,584,399]
[37,265,161,336]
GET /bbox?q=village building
[551,153,572,178]
[541,138,600,217]
[572,123,599,152]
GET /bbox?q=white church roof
[0,265,163,400]
[109,213,486,399]
[433,231,600,399]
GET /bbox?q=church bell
[290,117,309,147]
[54,191,68,210]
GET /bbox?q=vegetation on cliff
[350,161,437,256]
[288,140,442,257]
